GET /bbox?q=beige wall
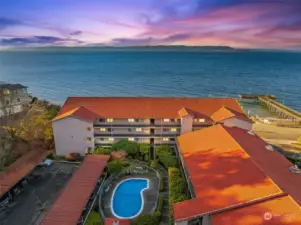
[175,220,188,225]
[181,116,193,134]
[221,117,252,130]
[53,117,94,156]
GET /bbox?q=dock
[238,94,301,125]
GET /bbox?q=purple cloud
[0,17,23,29]
[69,30,82,36]
[0,36,83,46]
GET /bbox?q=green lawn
[85,211,103,225]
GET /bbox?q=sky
[0,0,300,49]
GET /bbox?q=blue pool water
[112,178,149,218]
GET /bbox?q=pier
[238,94,301,125]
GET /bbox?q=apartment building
[0,83,31,117]
[52,97,252,156]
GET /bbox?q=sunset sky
[0,0,300,49]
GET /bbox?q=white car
[43,159,53,167]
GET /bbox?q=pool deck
[102,173,159,219]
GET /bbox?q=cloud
[112,33,191,46]
[69,30,82,36]
[0,17,23,29]
[0,36,83,46]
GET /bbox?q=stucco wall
[181,116,193,134]
[222,117,252,130]
[53,117,94,156]
[175,220,188,225]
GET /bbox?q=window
[128,118,135,122]
[100,128,106,132]
[128,128,132,132]
[108,137,114,141]
[100,138,104,141]
[171,128,177,132]
[170,119,175,122]
[86,127,91,131]
[85,147,92,155]
[198,118,205,123]
[108,128,112,132]
[107,118,114,123]
[135,119,139,122]
[163,119,170,122]
[170,138,175,141]
[136,128,142,132]
[163,138,169,141]
[99,118,105,122]
[85,137,92,141]
[163,128,169,132]
[128,138,135,141]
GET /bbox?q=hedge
[168,168,188,225]
[160,173,164,192]
[150,160,159,169]
[159,156,177,169]
[85,210,103,225]
[133,214,157,225]
[154,195,164,222]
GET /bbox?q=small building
[0,83,31,117]
[52,97,252,156]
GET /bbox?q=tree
[134,214,157,225]
[94,146,111,155]
[112,140,139,156]
[156,145,174,158]
[44,127,54,149]
[139,143,149,155]
[107,160,124,174]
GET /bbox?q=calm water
[0,48,300,112]
[112,178,148,218]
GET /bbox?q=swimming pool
[111,178,149,219]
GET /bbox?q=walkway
[158,166,169,225]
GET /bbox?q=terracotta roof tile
[211,106,252,123]
[105,218,130,225]
[56,97,244,119]
[0,150,52,198]
[212,195,301,225]
[224,126,301,206]
[40,155,110,225]
[53,106,98,122]
[174,125,282,221]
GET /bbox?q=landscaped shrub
[159,156,177,169]
[134,214,157,225]
[139,143,149,155]
[156,145,174,158]
[168,168,188,225]
[150,160,159,169]
[107,160,124,174]
[85,210,103,225]
[144,154,149,162]
[155,195,164,222]
[159,173,164,192]
[94,146,112,155]
[112,140,139,157]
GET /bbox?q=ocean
[0,48,300,114]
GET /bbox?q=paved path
[158,166,169,225]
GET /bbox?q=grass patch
[85,211,103,225]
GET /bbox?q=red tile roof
[211,106,252,123]
[53,106,99,122]
[39,155,110,225]
[55,97,244,120]
[224,126,301,206]
[0,150,52,198]
[212,195,301,225]
[174,125,282,221]
[105,218,130,225]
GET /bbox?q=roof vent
[265,145,274,151]
[289,165,301,174]
[248,131,255,136]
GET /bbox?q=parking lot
[0,162,78,225]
